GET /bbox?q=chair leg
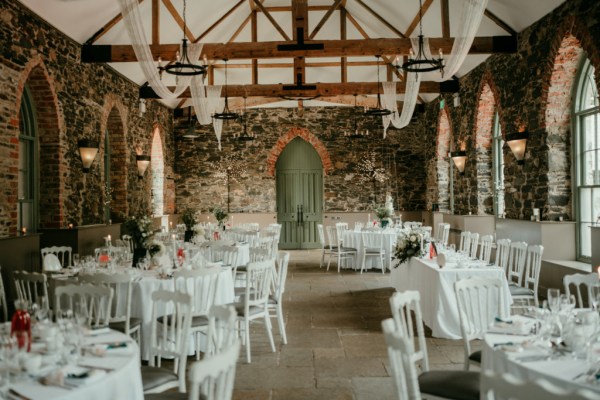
[320,249,325,268]
[327,252,332,271]
[361,254,366,274]
[380,255,385,274]
[276,303,287,344]
[337,252,342,273]
[264,313,276,352]
[245,319,251,363]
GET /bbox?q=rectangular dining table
[390,256,511,339]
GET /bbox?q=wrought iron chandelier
[344,95,370,138]
[402,0,444,74]
[236,97,255,141]
[365,56,392,117]
[157,0,206,77]
[213,59,239,120]
[182,107,199,139]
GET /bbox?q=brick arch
[267,127,333,176]
[13,55,66,230]
[436,107,452,212]
[100,94,129,221]
[473,71,502,215]
[150,123,165,216]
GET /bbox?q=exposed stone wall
[175,107,428,214]
[419,0,600,221]
[0,0,173,235]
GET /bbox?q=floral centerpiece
[181,207,197,242]
[393,230,426,266]
[211,207,228,228]
[191,224,206,245]
[375,205,392,227]
[123,215,160,266]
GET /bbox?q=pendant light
[157,0,206,77]
[365,56,392,117]
[237,97,255,141]
[182,107,199,139]
[213,59,239,120]
[506,128,528,165]
[344,95,369,138]
[402,0,444,74]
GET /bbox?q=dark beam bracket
[277,28,324,51]
[439,80,459,93]
[140,84,160,99]
[492,36,518,53]
[81,44,112,63]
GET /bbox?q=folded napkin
[85,326,111,336]
[63,366,106,387]
[86,341,133,356]
[437,253,446,268]
[487,319,535,335]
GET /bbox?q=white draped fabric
[117,0,203,100]
[190,83,225,149]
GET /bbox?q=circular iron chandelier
[401,0,444,74]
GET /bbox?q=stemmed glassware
[547,289,561,313]
[591,284,600,311]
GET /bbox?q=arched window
[437,108,452,213]
[18,85,38,232]
[574,58,599,260]
[492,112,505,217]
[151,127,164,216]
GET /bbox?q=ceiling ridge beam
[194,0,246,43]
[81,36,517,62]
[309,0,344,39]
[251,0,291,41]
[440,0,450,38]
[162,0,195,42]
[85,0,146,44]
[484,9,517,36]
[404,0,433,37]
[354,0,406,39]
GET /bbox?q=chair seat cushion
[109,318,142,333]
[145,393,188,400]
[510,285,534,296]
[365,248,385,254]
[418,370,480,400]
[324,245,338,250]
[157,315,208,328]
[234,303,265,316]
[469,350,481,364]
[141,365,178,392]
[338,247,357,252]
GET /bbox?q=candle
[68,223,73,229]
[21,227,26,235]
[169,221,173,231]
[597,266,600,279]
[108,234,111,241]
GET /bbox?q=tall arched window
[18,86,38,232]
[574,58,599,260]
[151,127,164,216]
[493,112,505,217]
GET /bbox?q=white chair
[0,267,7,322]
[78,272,141,340]
[211,245,240,277]
[381,318,480,400]
[436,223,450,247]
[142,289,193,394]
[13,270,48,305]
[494,238,511,274]
[326,225,357,272]
[172,268,220,360]
[335,222,349,245]
[268,251,289,345]
[317,224,336,268]
[478,235,493,264]
[468,232,479,259]
[205,304,238,358]
[454,277,507,371]
[564,273,600,308]
[43,253,62,272]
[389,291,428,372]
[186,341,241,400]
[361,231,386,274]
[235,260,276,363]
[507,241,527,286]
[459,231,471,253]
[511,244,544,308]
[54,284,113,328]
[480,370,599,400]
[121,235,135,253]
[41,246,72,269]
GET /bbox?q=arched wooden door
[276,137,323,249]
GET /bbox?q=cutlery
[77,364,115,372]
[8,388,32,400]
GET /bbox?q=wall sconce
[450,151,467,175]
[506,129,528,165]
[78,139,99,173]
[136,155,151,179]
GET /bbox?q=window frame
[18,85,39,233]
[492,111,505,217]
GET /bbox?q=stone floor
[231,249,471,400]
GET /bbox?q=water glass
[72,253,80,268]
[547,288,561,313]
[591,284,600,311]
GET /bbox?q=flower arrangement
[181,207,197,231]
[393,230,426,266]
[123,215,155,251]
[211,207,228,225]
[375,205,391,222]
[146,240,165,257]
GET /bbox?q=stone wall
[420,0,600,221]
[175,107,428,214]
[0,0,173,235]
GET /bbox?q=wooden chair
[564,273,600,308]
[511,244,544,308]
[494,238,511,275]
[205,304,238,358]
[54,283,113,328]
[478,235,493,264]
[468,232,479,259]
[41,246,72,269]
[268,251,289,344]
[317,224,336,268]
[361,231,386,274]
[13,270,48,305]
[507,241,527,286]
[389,291,428,372]
[326,225,357,272]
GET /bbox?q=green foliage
[375,205,391,221]
[181,207,197,230]
[211,207,228,223]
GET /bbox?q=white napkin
[437,253,446,268]
[63,366,106,387]
[487,319,535,335]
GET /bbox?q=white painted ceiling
[17,0,566,109]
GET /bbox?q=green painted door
[276,137,323,249]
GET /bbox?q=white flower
[410,235,416,242]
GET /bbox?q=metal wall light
[136,155,151,179]
[450,151,467,175]
[78,139,99,173]
[506,129,528,165]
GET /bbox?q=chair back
[335,223,349,243]
[173,268,220,316]
[389,291,429,372]
[468,233,479,259]
[13,271,48,304]
[523,245,544,301]
[459,231,471,253]
[257,232,278,258]
[417,226,432,240]
[480,370,599,400]
[211,245,240,267]
[249,247,272,263]
[317,224,326,248]
[436,223,450,246]
[243,260,274,310]
[564,273,600,308]
[149,289,193,392]
[362,231,384,251]
[381,318,422,400]
[495,238,511,274]
[479,235,493,263]
[205,305,237,357]
[54,283,113,328]
[0,267,7,322]
[507,241,528,286]
[78,272,133,333]
[41,246,72,269]
[273,251,290,301]
[43,254,63,272]
[326,225,341,247]
[188,340,241,400]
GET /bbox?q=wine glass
[591,284,600,311]
[74,298,89,328]
[72,253,80,268]
[547,288,561,313]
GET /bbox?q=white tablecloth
[129,267,235,360]
[390,257,511,339]
[482,316,600,395]
[9,330,143,400]
[342,230,397,270]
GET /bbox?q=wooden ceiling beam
[404,0,433,37]
[291,0,308,85]
[309,0,343,39]
[85,0,146,44]
[162,0,195,42]
[484,9,517,36]
[228,12,252,43]
[340,6,347,83]
[251,0,291,41]
[194,0,245,43]
[82,36,516,62]
[140,80,458,99]
[440,0,450,38]
[152,0,160,45]
[251,9,258,84]
[354,0,406,38]
[211,60,387,68]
